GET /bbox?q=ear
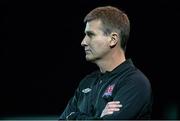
[109,32,118,48]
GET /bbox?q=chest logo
[103,84,115,97]
[82,88,92,93]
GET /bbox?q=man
[59,6,152,120]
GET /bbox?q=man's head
[84,6,130,51]
[81,6,130,62]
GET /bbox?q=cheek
[89,36,109,50]
[91,41,109,53]
[95,37,108,46]
[96,39,109,48]
[91,41,103,49]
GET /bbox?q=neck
[95,49,126,73]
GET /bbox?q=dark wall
[1,0,180,119]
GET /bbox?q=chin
[86,56,98,63]
[85,56,94,62]
[85,57,92,61]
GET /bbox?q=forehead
[85,19,103,33]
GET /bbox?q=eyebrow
[85,30,95,35]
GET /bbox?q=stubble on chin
[85,54,93,62]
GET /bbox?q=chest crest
[102,84,115,97]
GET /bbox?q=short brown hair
[84,6,130,51]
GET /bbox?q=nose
[81,36,88,47]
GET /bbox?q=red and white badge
[103,84,115,97]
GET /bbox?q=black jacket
[59,59,153,120]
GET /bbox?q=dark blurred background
[1,0,180,120]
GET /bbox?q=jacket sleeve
[58,88,79,120]
[58,88,101,120]
[59,72,102,120]
[102,78,152,120]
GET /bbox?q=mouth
[85,48,90,51]
[85,49,91,54]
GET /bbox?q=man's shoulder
[122,68,152,92]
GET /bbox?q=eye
[87,33,93,37]
[86,31,95,38]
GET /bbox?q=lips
[85,48,90,51]
[85,49,91,54]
